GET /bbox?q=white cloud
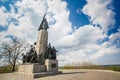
[56,0,119,65]
[0,0,49,44]
[47,0,73,45]
[57,25,107,65]
[0,6,9,26]
[89,31,120,61]
[82,0,115,33]
[57,25,105,48]
[109,31,120,44]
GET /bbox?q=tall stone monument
[17,15,62,79]
[36,14,48,56]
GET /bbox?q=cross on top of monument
[38,14,49,31]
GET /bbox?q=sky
[0,0,120,66]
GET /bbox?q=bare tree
[1,37,26,71]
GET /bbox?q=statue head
[30,45,33,48]
[34,42,36,45]
[22,53,24,56]
[53,46,55,49]
[48,43,51,47]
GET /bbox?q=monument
[17,14,62,79]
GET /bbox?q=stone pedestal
[18,64,46,73]
[17,64,46,79]
[17,63,62,79]
[45,59,58,72]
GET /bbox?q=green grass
[108,66,120,72]
[60,65,120,72]
[60,65,108,70]
[0,65,18,73]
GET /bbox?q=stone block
[18,64,46,73]
[45,59,58,72]
[17,63,62,78]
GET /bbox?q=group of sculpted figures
[22,43,57,64]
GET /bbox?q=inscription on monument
[51,63,57,68]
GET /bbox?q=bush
[60,62,108,70]
[0,65,18,73]
[61,65,107,69]
[109,66,120,72]
[61,66,74,69]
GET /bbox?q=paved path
[0,69,120,80]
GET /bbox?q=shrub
[109,66,120,72]
[0,65,18,73]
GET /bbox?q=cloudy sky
[0,0,120,66]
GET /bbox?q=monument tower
[36,14,49,56]
[18,14,62,79]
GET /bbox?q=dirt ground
[0,69,120,80]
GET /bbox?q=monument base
[45,59,58,72]
[17,71,62,79]
[18,63,46,73]
[17,63,62,79]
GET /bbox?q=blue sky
[0,0,120,66]
[65,0,90,27]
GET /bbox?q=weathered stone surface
[17,64,61,79]
[36,29,48,56]
[18,64,46,73]
[45,59,58,72]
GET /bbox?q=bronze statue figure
[22,45,37,64]
[22,43,58,64]
[44,43,57,60]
